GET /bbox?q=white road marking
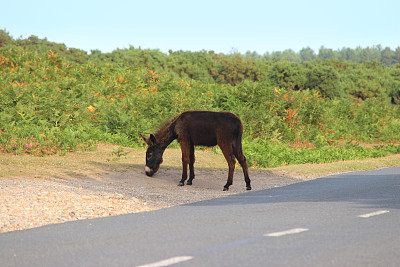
[264,228,309,237]
[358,210,390,218]
[136,256,193,267]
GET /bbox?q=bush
[1,35,400,167]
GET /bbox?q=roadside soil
[1,144,399,233]
[0,145,305,233]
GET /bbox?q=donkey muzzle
[145,166,154,177]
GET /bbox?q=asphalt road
[1,167,400,266]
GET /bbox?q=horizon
[1,0,399,55]
[3,29,397,57]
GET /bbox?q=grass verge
[1,143,399,180]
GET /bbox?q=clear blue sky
[1,0,399,54]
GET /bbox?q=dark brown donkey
[140,111,251,191]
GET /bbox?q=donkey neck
[154,120,177,150]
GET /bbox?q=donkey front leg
[178,162,188,186]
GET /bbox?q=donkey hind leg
[186,143,195,185]
[233,139,251,190]
[220,144,236,191]
[178,142,190,186]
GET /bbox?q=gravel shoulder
[0,146,305,233]
[2,145,399,233]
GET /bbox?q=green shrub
[1,36,400,166]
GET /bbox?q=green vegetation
[1,30,400,167]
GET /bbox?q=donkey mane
[152,115,179,148]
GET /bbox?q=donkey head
[140,134,164,177]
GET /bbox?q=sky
[1,0,400,55]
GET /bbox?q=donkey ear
[149,134,157,145]
[140,134,150,145]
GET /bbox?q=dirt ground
[2,145,398,233]
[0,146,305,233]
[57,166,303,206]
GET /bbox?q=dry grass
[0,144,228,180]
[270,153,400,179]
[1,143,400,181]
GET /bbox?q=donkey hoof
[246,186,252,190]
[223,187,229,191]
[186,181,192,185]
[178,182,184,186]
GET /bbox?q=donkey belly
[189,125,218,146]
[192,135,218,147]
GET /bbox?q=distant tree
[263,52,272,60]
[318,46,336,60]
[394,47,400,64]
[381,47,395,66]
[27,35,40,45]
[270,50,301,62]
[361,47,381,62]
[91,49,102,56]
[271,51,282,61]
[282,49,301,62]
[244,50,262,61]
[339,47,358,62]
[0,29,13,47]
[299,47,316,61]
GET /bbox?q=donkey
[140,111,251,191]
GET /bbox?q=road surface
[1,167,399,266]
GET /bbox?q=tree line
[1,29,400,106]
[1,30,400,166]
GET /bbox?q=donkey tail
[232,122,245,160]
